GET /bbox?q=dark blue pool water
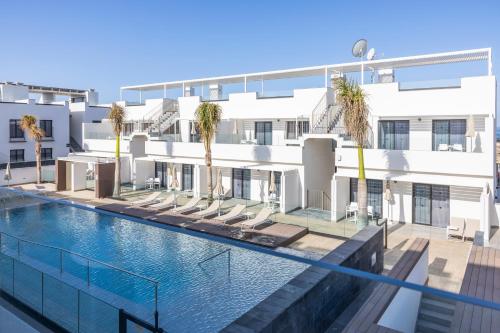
[0,202,307,332]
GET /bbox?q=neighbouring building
[0,82,109,185]
[73,48,497,240]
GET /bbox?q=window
[92,120,102,123]
[39,120,53,138]
[378,120,409,150]
[41,148,53,160]
[233,168,251,199]
[255,121,272,145]
[9,119,24,140]
[286,121,310,139]
[123,123,134,136]
[432,119,466,151]
[10,149,24,162]
[350,178,383,217]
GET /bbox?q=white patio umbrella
[465,115,476,152]
[384,181,393,221]
[268,171,277,211]
[4,162,12,187]
[170,166,179,207]
[232,119,239,143]
[213,168,224,216]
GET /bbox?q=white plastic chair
[368,206,375,220]
[154,177,161,189]
[346,202,358,218]
[438,143,449,151]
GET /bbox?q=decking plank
[343,238,428,333]
[459,246,483,333]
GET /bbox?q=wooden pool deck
[96,202,308,248]
[451,245,500,333]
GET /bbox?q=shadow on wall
[383,150,410,223]
[251,145,271,163]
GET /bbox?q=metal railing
[0,231,159,323]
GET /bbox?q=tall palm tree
[337,79,370,227]
[109,103,125,197]
[195,102,222,203]
[20,115,44,184]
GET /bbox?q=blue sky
[1,0,498,105]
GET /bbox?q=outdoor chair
[241,207,273,231]
[128,192,162,207]
[446,217,465,240]
[192,200,223,218]
[463,218,480,241]
[213,204,246,224]
[172,197,202,214]
[148,195,176,211]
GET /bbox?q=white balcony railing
[146,141,303,165]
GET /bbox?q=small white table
[196,204,206,211]
[242,211,255,220]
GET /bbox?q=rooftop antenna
[352,39,368,84]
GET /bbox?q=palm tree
[20,115,44,184]
[195,102,222,203]
[337,79,370,227]
[109,103,125,198]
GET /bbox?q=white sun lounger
[148,195,176,211]
[446,217,465,240]
[193,200,223,218]
[172,197,201,214]
[213,204,246,224]
[128,192,162,207]
[240,208,273,231]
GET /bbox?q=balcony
[335,148,494,185]
[145,141,303,165]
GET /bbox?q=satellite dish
[352,39,368,58]
[367,48,376,61]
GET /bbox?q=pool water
[0,202,307,332]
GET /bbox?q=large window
[432,119,466,151]
[9,119,24,140]
[350,178,383,217]
[378,120,409,150]
[255,121,272,145]
[10,149,24,162]
[39,120,53,138]
[233,168,251,199]
[286,120,309,139]
[41,148,53,160]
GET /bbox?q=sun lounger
[446,217,465,240]
[213,204,246,224]
[463,218,480,240]
[192,200,223,218]
[240,207,273,231]
[172,197,201,214]
[148,195,176,211]
[128,192,162,207]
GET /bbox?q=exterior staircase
[148,99,179,138]
[310,92,345,135]
[69,136,84,152]
[415,293,456,333]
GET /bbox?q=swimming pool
[0,200,307,332]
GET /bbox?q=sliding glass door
[155,162,168,187]
[233,168,251,199]
[349,178,383,217]
[413,183,450,227]
[182,164,193,191]
[255,122,272,145]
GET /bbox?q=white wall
[0,100,70,164]
[71,162,87,191]
[378,247,429,333]
[178,88,326,121]
[282,169,301,212]
[0,165,55,186]
[69,102,109,147]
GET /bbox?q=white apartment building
[0,82,109,185]
[78,48,497,235]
